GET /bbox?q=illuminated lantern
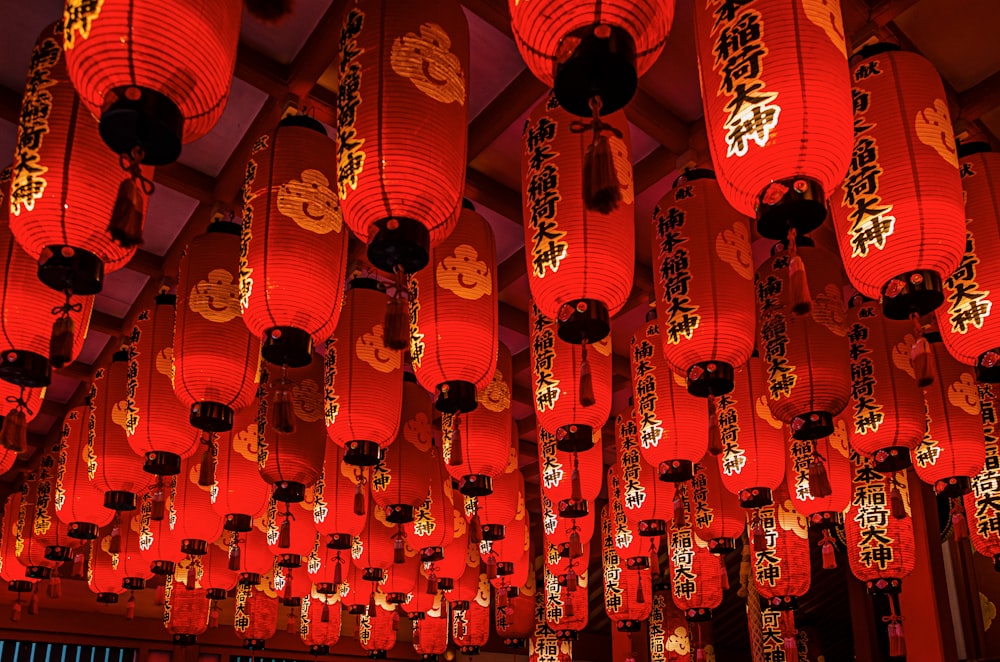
[11,23,147,296]
[172,456,225,558]
[667,484,724,621]
[164,577,210,645]
[136,478,184,576]
[234,585,279,650]
[442,343,515,495]
[405,469,456,558]
[530,589,573,657]
[112,514,152,593]
[453,601,490,654]
[370,373,433,522]
[235,526,277,588]
[56,406,114,539]
[87,534,127,603]
[263,497,316,572]
[429,509,473,593]
[648,592,691,661]
[273,560,312,607]
[615,405,671,538]
[300,593,341,654]
[967,385,1000,567]
[914,338,985,496]
[544,565,588,637]
[715,356,786,507]
[414,607,450,656]
[339,559,374,614]
[403,557,443,616]
[358,603,399,656]
[212,406,270,533]
[0,371,44,444]
[496,585,535,648]
[62,0,239,164]
[325,278,403,466]
[833,45,965,318]
[14,475,62,579]
[470,469,524,541]
[195,537,238,600]
[843,296,926,471]
[240,114,348,368]
[126,292,199,477]
[606,467,656,572]
[452,563,489,612]
[652,170,755,395]
[540,492,596,564]
[693,0,853,238]
[336,0,468,274]
[23,445,80,566]
[509,0,673,116]
[381,544,420,606]
[691,461,745,553]
[750,486,811,610]
[538,427,603,519]
[0,493,36,599]
[314,444,366,551]
[601,506,653,632]
[755,239,850,439]
[785,419,852,527]
[483,506,529,570]
[632,314,708,481]
[354,505,398,583]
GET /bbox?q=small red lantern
[785,420,853,526]
[414,608,450,656]
[339,558,374,615]
[429,513,475,594]
[652,170,756,395]
[691,460,745,554]
[325,278,403,466]
[240,113,348,368]
[540,492,596,562]
[263,496,316,572]
[449,551,488,611]
[174,221,261,432]
[24,443,80,565]
[632,314,708,482]
[164,577,210,645]
[381,544,420,607]
[615,405,672,536]
[14,475,62,579]
[405,470,456,558]
[62,0,239,164]
[606,466,658,572]
[967,384,1000,567]
[453,601,490,653]
[483,507,530,572]
[667,484,724,620]
[749,486,811,610]
[300,593,341,654]
[755,239,851,440]
[314,443,367,551]
[470,469,524,542]
[0,493,36,614]
[234,526,278,588]
[496,576,535,647]
[831,45,965,319]
[87,534,126,603]
[353,505,398,584]
[544,564,588,637]
[195,537,238,599]
[172,456,225,558]
[336,0,468,274]
[649,592,692,662]
[234,585,279,650]
[693,0,853,238]
[538,427,603,519]
[54,406,113,539]
[358,603,400,656]
[136,478,184,576]
[601,506,652,633]
[212,406,271,533]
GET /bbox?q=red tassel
[497,587,508,610]
[650,544,661,579]
[278,506,292,549]
[568,528,583,559]
[286,609,296,634]
[470,514,482,544]
[695,649,705,662]
[155,584,166,606]
[354,476,366,516]
[751,517,767,552]
[673,494,686,527]
[383,274,410,351]
[47,575,61,600]
[449,415,464,466]
[910,313,935,388]
[886,598,906,657]
[198,437,216,487]
[11,601,21,622]
[333,555,343,588]
[271,375,296,434]
[228,534,242,571]
[426,571,438,595]
[392,608,400,632]
[49,313,75,369]
[571,457,582,503]
[72,553,85,578]
[636,576,645,604]
[109,518,122,554]
[321,600,330,623]
[368,591,377,617]
[151,478,165,521]
[282,570,293,602]
[820,530,837,570]
[808,452,832,498]
[126,594,136,621]
[782,611,798,657]
[890,479,907,520]
[394,533,405,564]
[0,409,27,454]
[579,343,595,407]
[566,567,577,593]
[580,96,622,214]
[487,555,498,580]
[952,499,969,541]
[707,396,722,456]
[28,590,39,616]
[564,598,574,619]
[186,560,197,589]
[719,556,729,591]
[108,170,146,249]
[787,228,812,316]
[209,605,220,628]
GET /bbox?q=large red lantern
[14,475,62,579]
[212,406,270,533]
[750,486,811,610]
[633,314,708,481]
[967,384,1000,567]
[23,444,80,566]
[240,114,348,368]
[496,575,535,647]
[164,577,210,645]
[601,506,653,632]
[615,405,671,537]
[336,0,468,274]
[300,593,341,654]
[381,544,420,607]
[785,420,852,526]
[54,406,113,539]
[314,443,366,550]
[414,609,450,656]
[358,603,400,656]
[667,484,724,621]
[830,45,965,319]
[87,534,126,603]
[172,456,225,558]
[691,460,745,553]
[174,221,261,432]
[693,0,853,238]
[234,585,278,650]
[325,278,403,466]
[544,564,589,637]
[453,601,490,654]
[755,239,851,440]
[136,478,184,576]
[538,427,603,520]
[652,170,756,395]
[843,296,926,471]
[62,0,239,164]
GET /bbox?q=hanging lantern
[632,314,708,481]
[136,477,184,576]
[263,496,316,571]
[23,443,80,568]
[172,455,225,558]
[381,543,420,607]
[300,593,341,654]
[449,544,487,610]
[843,296,926,472]
[830,45,965,319]
[429,510,474,594]
[405,469,456,559]
[691,461,745,554]
[14,476,60,579]
[652,170,755,395]
[538,427,603,519]
[112,512,152,591]
[713,356,786,508]
[667,484,724,621]
[212,406,271,533]
[174,221,261,432]
[914,337,985,496]
[967,384,1000,567]
[62,0,239,164]
[0,493,37,602]
[234,584,279,650]
[606,467,656,571]
[755,238,851,440]
[648,592,691,661]
[404,554,443,617]
[314,443,367,551]
[469,469,524,542]
[414,606,450,656]
[615,405,671,538]
[87,534,126,603]
[54,406,113,539]
[164,577,210,645]
[749,486,811,610]
[325,278,403,466]
[371,373,434,522]
[601,506,652,632]
[482,506,530,574]
[11,22,149,296]
[544,564,588,638]
[336,0,468,274]
[196,536,238,599]
[234,526,274,588]
[453,601,490,654]
[339,557,375,615]
[785,419,852,527]
[693,0,853,238]
[358,603,400,656]
[496,585,535,648]
[353,504,398,583]
[530,589,574,658]
[0,371,44,455]
[540,491,596,566]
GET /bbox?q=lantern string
[119,147,155,196]
[951,497,969,541]
[49,291,83,369]
[883,593,906,657]
[383,264,411,351]
[909,311,935,387]
[198,432,216,487]
[786,227,813,315]
[707,395,723,456]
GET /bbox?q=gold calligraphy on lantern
[323,338,341,425]
[616,412,647,511]
[756,258,798,400]
[716,392,745,476]
[752,500,783,588]
[122,314,147,437]
[847,304,886,435]
[609,469,634,552]
[691,463,714,531]
[973,385,1000,541]
[531,305,561,413]
[851,452,897,570]
[524,115,566,278]
[408,277,426,368]
[537,429,564,490]
[53,410,76,514]
[85,375,101,480]
[410,487,437,539]
[945,211,993,335]
[239,158,258,310]
[654,188,702,344]
[530,588,570,662]
[632,327,664,450]
[337,8,367,200]
[62,1,102,48]
[760,610,785,657]
[601,507,624,615]
[10,32,60,215]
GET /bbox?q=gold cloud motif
[915,99,959,168]
[948,373,981,416]
[802,0,847,58]
[355,325,401,373]
[436,244,492,301]
[390,23,466,105]
[715,221,753,280]
[276,168,343,234]
[189,268,242,323]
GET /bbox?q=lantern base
[421,546,444,563]
[480,523,505,541]
[347,604,367,615]
[790,410,834,440]
[343,440,383,467]
[739,487,773,509]
[189,401,234,433]
[384,504,415,524]
[367,651,387,660]
[122,577,146,591]
[367,217,430,274]
[37,245,105,296]
[459,474,493,497]
[25,566,51,580]
[760,596,798,611]
[309,646,330,657]
[68,521,99,540]
[451,600,471,612]
[207,588,227,601]
[658,459,693,483]
[315,582,338,595]
[408,611,425,621]
[557,299,611,345]
[935,475,972,498]
[555,630,578,642]
[262,326,313,368]
[0,349,51,388]
[506,586,520,598]
[151,561,176,576]
[458,647,480,656]
[143,450,182,476]
[100,86,183,166]
[277,553,302,568]
[327,532,353,550]
[7,580,32,594]
[866,577,903,595]
[686,361,735,398]
[181,539,207,556]
[685,607,713,623]
[104,490,137,511]
[881,269,944,320]
[386,591,407,605]
[435,380,478,414]
[638,519,666,537]
[436,578,454,592]
[708,537,737,554]
[44,545,71,562]
[243,639,267,651]
[173,635,197,647]
[96,592,119,604]
[557,498,589,519]
[616,619,642,633]
[555,424,595,453]
[755,177,826,240]
[496,561,514,577]
[362,568,385,582]
[872,446,913,473]
[625,556,649,571]
[504,638,527,649]
[239,572,261,586]
[224,513,253,532]
[552,24,637,117]
[978,349,1000,383]
[273,481,306,503]
[809,511,843,530]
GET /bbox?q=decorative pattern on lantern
[691,461,745,554]
[336,0,468,273]
[174,221,261,432]
[15,474,60,579]
[300,593,341,654]
[164,577,210,645]
[62,0,239,164]
[632,315,708,482]
[785,418,852,527]
[87,534,126,603]
[314,443,367,551]
[234,584,278,650]
[667,484,724,621]
[172,455,225,557]
[136,477,184,577]
[521,95,634,345]
[649,592,692,661]
[509,0,674,116]
[212,406,270,533]
[538,427,603,520]
[358,603,400,655]
[693,0,853,238]
[0,493,37,597]
[755,239,850,440]
[831,44,965,319]
[453,601,490,653]
[325,278,403,466]
[601,506,652,632]
[54,406,113,540]
[405,468,456,559]
[607,466,657,573]
[24,441,80,568]
[749,486,811,610]
[967,384,1000,567]
[652,170,755,395]
[615,405,671,538]
[530,588,573,660]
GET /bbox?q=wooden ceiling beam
[468,68,547,159]
[634,145,678,195]
[867,0,921,27]
[625,88,691,156]
[960,70,1000,123]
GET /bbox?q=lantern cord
[888,474,908,520]
[579,341,595,407]
[333,552,344,589]
[707,395,722,455]
[278,501,294,549]
[0,388,31,454]
[383,265,411,351]
[393,526,406,564]
[449,413,464,466]
[197,432,216,487]
[109,146,154,249]
[49,292,82,369]
[185,556,197,590]
[909,311,935,387]
[750,511,767,553]
[819,529,838,570]
[807,447,833,498]
[569,96,624,214]
[884,593,906,657]
[271,367,296,434]
[951,498,969,541]
[353,468,366,516]
[228,530,242,572]
[570,454,582,503]
[109,512,122,554]
[151,475,165,521]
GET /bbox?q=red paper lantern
[830,45,965,319]
[601,506,653,632]
[843,296,926,471]
[453,601,490,653]
[470,469,524,542]
[172,455,225,557]
[544,564,588,637]
[483,508,530,574]
[112,512,152,589]
[967,384,1000,566]
[212,406,270,533]
[336,0,468,273]
[667,484,724,620]
[496,579,536,646]
[414,609,451,656]
[240,114,348,368]
[381,544,420,607]
[714,356,786,507]
[234,526,278,588]
[538,427,603,519]
[691,460,745,553]
[358,603,400,655]
[19,446,79,569]
[509,0,674,116]
[300,593,341,654]
[325,278,403,466]
[11,22,147,296]
[403,558,443,616]
[0,493,36,595]
[339,558,374,614]
[540,492,596,557]
[405,470,456,558]
[164,577,210,645]
[755,239,851,440]
[14,476,61,579]
[652,170,756,395]
[693,0,853,237]
[632,315,708,482]
[234,585,279,649]
[174,221,261,432]
[87,534,127,603]
[615,405,671,536]
[194,537,238,598]
[353,505,398,583]
[62,0,239,164]
[263,496,316,570]
[749,486,811,609]
[429,512,474,593]
[606,467,657,571]
[448,545,486,608]
[314,443,366,550]
[136,477,184,576]
[785,420,852,525]
[529,589,574,659]
[648,592,692,662]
